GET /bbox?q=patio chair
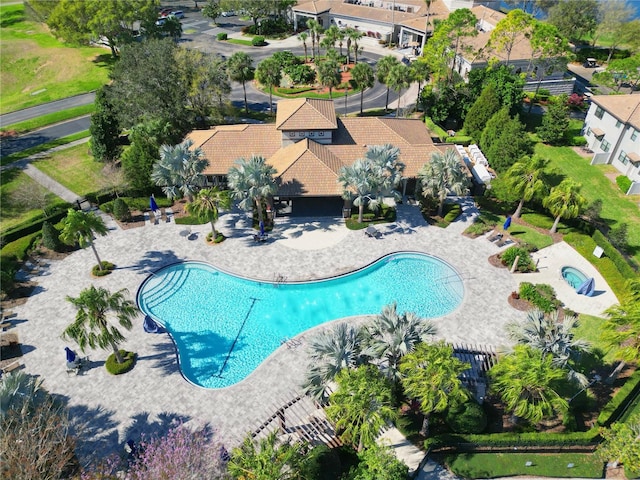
[487,231,503,242]
[365,226,381,239]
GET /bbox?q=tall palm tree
[504,156,548,218]
[410,60,431,107]
[326,365,397,451]
[347,28,364,64]
[350,62,375,115]
[400,342,470,437]
[338,157,380,223]
[186,187,231,239]
[601,279,640,380]
[317,56,341,99]
[363,302,436,382]
[306,19,323,58]
[227,51,254,114]
[507,309,591,386]
[323,24,341,51]
[255,57,282,115]
[543,179,587,233]
[303,323,364,401]
[228,431,303,480]
[59,208,108,271]
[297,31,309,63]
[376,55,400,112]
[151,139,209,202]
[418,148,470,217]
[227,155,277,225]
[64,286,138,364]
[387,64,410,118]
[489,345,569,425]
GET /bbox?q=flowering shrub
[566,93,585,109]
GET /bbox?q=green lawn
[1,131,91,166]
[0,4,111,114]
[32,143,108,196]
[573,314,617,363]
[0,168,65,232]
[446,452,605,479]
[537,144,640,266]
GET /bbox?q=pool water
[137,252,464,389]
[561,266,588,289]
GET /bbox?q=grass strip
[1,105,95,134]
[226,38,255,46]
[0,131,90,166]
[445,452,604,478]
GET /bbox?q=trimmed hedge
[616,176,632,194]
[105,350,136,375]
[1,208,68,246]
[592,230,637,277]
[0,232,42,294]
[217,32,227,40]
[252,35,265,46]
[596,369,640,427]
[425,429,599,451]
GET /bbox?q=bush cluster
[105,350,136,375]
[518,282,562,313]
[616,175,632,194]
[41,221,63,251]
[112,198,131,222]
[500,246,535,272]
[92,261,115,277]
[446,401,488,434]
[251,36,265,46]
[0,209,67,246]
[216,32,227,40]
[592,230,637,277]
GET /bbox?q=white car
[170,10,184,19]
[221,10,235,17]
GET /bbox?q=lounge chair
[253,233,268,242]
[365,226,381,239]
[496,236,510,247]
[487,231,503,242]
[1,361,22,376]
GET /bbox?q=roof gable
[591,94,640,130]
[275,98,338,131]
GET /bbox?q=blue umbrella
[65,347,76,363]
[259,220,265,236]
[150,195,159,213]
[503,216,512,231]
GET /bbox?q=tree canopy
[547,0,599,43]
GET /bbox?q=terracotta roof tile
[591,94,640,130]
[275,98,338,130]
[294,0,428,27]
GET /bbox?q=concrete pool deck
[8,199,619,468]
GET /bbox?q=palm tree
[365,144,405,200]
[227,52,254,114]
[297,31,309,63]
[347,28,364,64]
[228,431,303,480]
[376,55,400,112]
[303,323,364,401]
[363,302,436,382]
[307,19,323,58]
[601,279,640,381]
[59,208,108,271]
[317,56,341,99]
[418,148,470,217]
[504,156,548,218]
[323,24,341,51]
[507,309,591,386]
[410,60,430,107]
[151,139,209,202]
[63,286,138,365]
[338,158,379,223]
[255,57,282,115]
[186,187,231,239]
[350,62,374,115]
[387,64,410,118]
[326,365,397,451]
[400,342,470,437]
[0,371,47,419]
[227,155,277,225]
[543,179,587,233]
[489,345,569,425]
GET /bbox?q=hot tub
[561,266,588,290]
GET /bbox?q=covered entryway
[275,196,344,218]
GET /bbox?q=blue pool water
[561,266,588,289]
[136,252,464,389]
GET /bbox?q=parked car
[221,10,235,17]
[170,10,184,19]
[159,7,172,17]
[155,17,167,26]
[583,58,598,68]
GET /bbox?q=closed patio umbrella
[150,195,159,213]
[65,347,76,364]
[259,220,265,236]
[503,216,512,231]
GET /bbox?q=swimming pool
[561,266,588,289]
[136,252,464,389]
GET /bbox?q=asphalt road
[0,92,96,126]
[1,116,91,157]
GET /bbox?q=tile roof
[187,105,452,196]
[275,98,338,130]
[591,94,640,130]
[294,0,428,27]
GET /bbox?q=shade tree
[484,112,532,172]
[597,415,640,475]
[464,84,501,142]
[537,95,570,145]
[89,86,121,163]
[502,156,548,218]
[547,0,599,43]
[487,9,533,66]
[594,0,636,62]
[543,179,587,233]
[151,140,209,202]
[255,57,282,114]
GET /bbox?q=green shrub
[92,261,115,277]
[252,36,265,46]
[299,445,345,480]
[0,232,40,295]
[616,175,632,194]
[518,281,562,312]
[500,246,535,272]
[105,350,136,375]
[608,223,629,253]
[217,32,227,40]
[112,198,131,222]
[41,221,63,251]
[444,203,463,222]
[597,370,640,427]
[0,208,68,246]
[592,230,637,277]
[207,231,226,244]
[446,401,488,434]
